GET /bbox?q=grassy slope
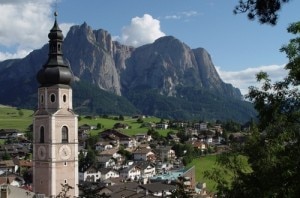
[188,155,218,192]
[79,116,171,137]
[0,105,171,136]
[0,105,33,131]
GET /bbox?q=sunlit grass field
[188,155,219,192]
[0,105,172,137]
[0,105,34,131]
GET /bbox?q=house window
[62,126,68,143]
[64,162,67,166]
[64,179,67,184]
[40,126,45,143]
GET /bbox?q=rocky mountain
[0,23,256,122]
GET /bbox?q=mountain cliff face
[63,23,134,95]
[0,23,256,122]
[122,36,241,98]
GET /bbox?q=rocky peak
[64,23,122,95]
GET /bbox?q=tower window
[50,94,56,103]
[40,94,44,104]
[63,94,67,102]
[62,126,68,143]
[51,44,56,53]
[40,126,45,143]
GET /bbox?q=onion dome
[37,12,73,86]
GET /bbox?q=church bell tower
[33,12,78,197]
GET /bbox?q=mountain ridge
[0,22,256,122]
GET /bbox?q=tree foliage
[234,0,290,25]
[206,21,300,197]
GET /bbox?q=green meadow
[188,155,219,192]
[0,105,34,131]
[0,105,171,137]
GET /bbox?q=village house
[0,160,17,174]
[185,128,198,136]
[97,148,123,168]
[135,161,156,178]
[155,161,173,174]
[134,133,152,142]
[100,129,137,148]
[79,124,96,131]
[167,134,180,143]
[96,182,140,197]
[97,157,114,170]
[155,122,168,130]
[154,146,176,162]
[0,172,25,187]
[0,129,23,139]
[0,144,30,159]
[98,148,122,160]
[0,184,35,197]
[95,141,114,152]
[137,182,176,197]
[99,168,120,180]
[194,122,208,132]
[119,165,141,181]
[113,123,129,129]
[132,148,155,161]
[79,165,101,182]
[206,135,213,144]
[190,140,207,151]
[150,166,196,190]
[171,121,188,128]
[13,159,32,175]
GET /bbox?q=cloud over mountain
[118,14,165,47]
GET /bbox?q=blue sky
[0,0,299,95]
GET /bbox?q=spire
[37,12,73,86]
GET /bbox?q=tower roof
[37,12,73,86]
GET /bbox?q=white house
[95,142,114,152]
[154,146,176,161]
[132,148,155,161]
[156,123,168,130]
[135,133,152,142]
[99,168,120,180]
[135,162,156,178]
[194,122,208,131]
[79,166,101,182]
[98,157,116,169]
[119,165,141,180]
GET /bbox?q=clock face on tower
[37,146,46,160]
[59,145,71,160]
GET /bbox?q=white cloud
[182,11,199,17]
[118,14,165,47]
[165,15,181,20]
[0,0,72,61]
[164,10,201,20]
[216,64,288,95]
